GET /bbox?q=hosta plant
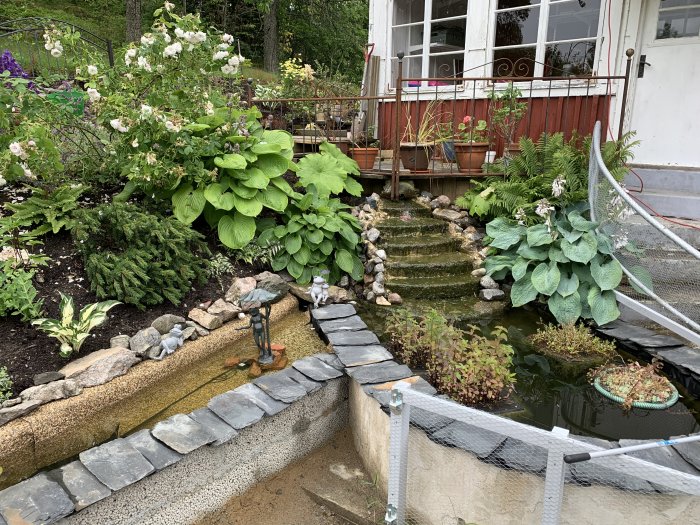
[484,202,626,326]
[259,187,364,284]
[32,293,121,357]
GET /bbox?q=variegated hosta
[31,293,121,357]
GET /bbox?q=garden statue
[308,275,327,308]
[237,287,285,366]
[321,283,330,304]
[155,325,184,360]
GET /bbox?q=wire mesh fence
[386,382,700,525]
[588,122,700,345]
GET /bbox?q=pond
[356,303,700,441]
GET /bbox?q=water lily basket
[593,377,679,410]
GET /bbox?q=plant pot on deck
[454,142,488,173]
[350,147,379,170]
[399,143,433,172]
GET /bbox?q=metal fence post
[106,40,114,67]
[617,48,634,141]
[541,426,569,525]
[386,386,411,524]
[391,52,404,201]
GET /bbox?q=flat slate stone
[671,435,700,471]
[313,353,345,370]
[656,346,700,375]
[317,316,368,334]
[597,322,682,347]
[233,383,289,416]
[0,473,74,525]
[346,361,413,385]
[253,372,308,403]
[567,443,654,492]
[333,345,393,367]
[430,421,505,459]
[363,377,437,401]
[410,407,453,433]
[310,304,357,321]
[208,391,265,429]
[189,408,239,446]
[494,438,548,473]
[125,429,183,470]
[79,438,155,491]
[619,439,700,476]
[151,414,216,454]
[292,356,344,381]
[282,368,324,393]
[326,330,380,347]
[50,461,110,511]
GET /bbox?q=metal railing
[588,121,700,346]
[385,381,700,525]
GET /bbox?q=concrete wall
[61,377,349,525]
[349,381,700,525]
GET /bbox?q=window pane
[432,0,468,20]
[493,47,536,77]
[429,18,466,52]
[497,0,540,9]
[657,7,700,38]
[391,56,425,87]
[544,41,596,76]
[495,6,540,46]
[394,0,425,26]
[428,52,465,79]
[393,25,425,57]
[547,0,601,41]
[659,0,700,8]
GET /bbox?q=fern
[4,184,85,236]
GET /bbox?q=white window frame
[654,0,700,41]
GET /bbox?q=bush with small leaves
[530,323,616,362]
[0,367,13,403]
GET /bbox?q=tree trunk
[263,0,279,73]
[126,0,142,43]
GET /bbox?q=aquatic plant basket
[593,377,679,410]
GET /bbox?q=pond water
[356,303,700,441]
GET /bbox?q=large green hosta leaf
[511,271,539,307]
[486,217,525,250]
[218,212,256,249]
[261,130,295,160]
[531,261,561,296]
[587,285,620,325]
[296,153,347,197]
[241,167,270,189]
[335,249,356,274]
[255,153,290,178]
[172,184,205,224]
[256,186,288,212]
[232,194,263,217]
[527,224,555,247]
[548,291,582,325]
[561,232,598,263]
[214,153,247,170]
[590,256,623,291]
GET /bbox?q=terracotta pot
[349,147,379,170]
[454,142,488,173]
[399,143,433,172]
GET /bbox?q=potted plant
[349,127,380,170]
[453,115,489,173]
[488,83,528,161]
[399,100,443,172]
[588,358,679,410]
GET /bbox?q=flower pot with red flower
[453,116,488,173]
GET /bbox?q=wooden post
[391,53,404,201]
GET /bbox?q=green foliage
[259,187,363,285]
[530,323,616,361]
[487,82,528,147]
[206,253,236,293]
[0,263,44,322]
[484,203,623,326]
[455,132,638,222]
[31,293,121,357]
[72,203,210,309]
[227,239,282,269]
[294,142,363,198]
[3,184,85,235]
[0,367,12,402]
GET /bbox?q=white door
[629,0,700,168]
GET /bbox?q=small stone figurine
[155,325,184,360]
[308,275,328,308]
[321,283,330,304]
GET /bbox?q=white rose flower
[140,33,155,46]
[131,139,139,148]
[163,33,172,43]
[213,50,229,61]
[87,88,101,102]
[137,56,152,71]
[125,48,137,65]
[218,43,229,50]
[54,41,63,52]
[146,152,157,165]
[27,140,36,148]
[140,104,153,118]
[174,27,185,39]
[222,33,234,44]
[9,142,25,158]
[51,48,62,58]
[221,64,235,75]
[87,65,98,76]
[125,72,134,80]
[21,164,33,178]
[227,55,240,67]
[110,119,129,133]
[163,42,183,58]
[194,31,206,43]
[205,101,214,115]
[165,120,180,132]
[164,1,175,11]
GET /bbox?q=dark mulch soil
[0,228,258,398]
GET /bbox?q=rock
[366,228,380,243]
[471,268,487,277]
[464,231,483,242]
[373,256,383,265]
[327,330,380,347]
[225,276,257,304]
[79,438,155,492]
[363,274,375,285]
[310,304,357,321]
[327,286,349,303]
[318,316,368,334]
[480,275,500,289]
[366,242,377,257]
[283,367,323,393]
[33,371,65,386]
[375,249,387,260]
[51,461,111,511]
[292,356,345,381]
[0,400,43,426]
[478,247,490,258]
[0,473,74,524]
[371,281,385,295]
[208,391,265,430]
[189,408,239,446]
[374,272,385,285]
[364,261,375,274]
[619,439,700,476]
[60,348,140,388]
[432,208,463,222]
[479,289,506,301]
[129,327,161,354]
[254,271,276,282]
[288,283,313,303]
[207,299,240,322]
[257,274,290,298]
[362,203,372,213]
[109,334,131,349]
[150,314,186,335]
[338,275,349,287]
[420,190,433,200]
[387,293,403,305]
[448,223,463,235]
[188,308,223,330]
[186,320,209,337]
[459,240,475,253]
[346,361,413,385]
[253,372,308,403]
[20,380,82,404]
[181,326,197,340]
[365,291,375,302]
[234,383,289,416]
[334,345,393,367]
[430,195,450,209]
[151,414,216,454]
[373,262,385,273]
[126,429,183,470]
[376,296,391,306]
[1,398,22,408]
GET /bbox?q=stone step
[625,168,700,194]
[386,275,478,299]
[378,217,448,236]
[619,215,700,250]
[625,189,700,220]
[379,201,433,218]
[386,252,474,277]
[379,235,460,256]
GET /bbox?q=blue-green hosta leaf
[556,222,584,243]
[517,243,549,261]
[596,232,614,255]
[287,259,304,280]
[218,212,256,249]
[548,291,582,325]
[527,224,555,247]
[292,244,311,265]
[531,261,561,296]
[510,272,539,307]
[629,265,654,296]
[486,217,525,250]
[587,285,620,326]
[241,167,270,190]
[561,232,598,263]
[512,257,530,281]
[335,249,356,274]
[214,153,247,170]
[285,233,302,255]
[319,239,334,256]
[306,229,324,245]
[255,153,291,178]
[256,186,288,212]
[484,254,517,276]
[590,256,623,291]
[548,245,570,263]
[556,272,579,297]
[172,184,205,224]
[296,153,347,197]
[319,141,360,176]
[571,263,595,284]
[567,210,598,232]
